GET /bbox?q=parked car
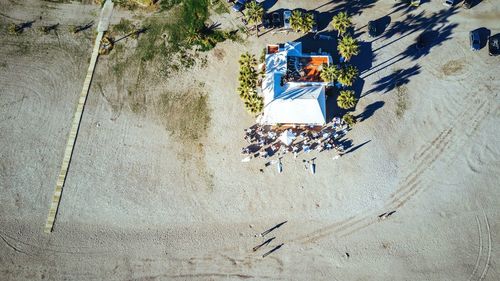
[443,0,455,7]
[415,33,425,50]
[309,11,318,33]
[262,13,272,29]
[283,10,292,29]
[272,11,281,28]
[462,0,473,8]
[232,0,247,12]
[488,34,500,56]
[367,20,378,37]
[470,30,481,51]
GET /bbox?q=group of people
[241,117,349,162]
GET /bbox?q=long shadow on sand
[356,101,384,122]
[361,5,460,96]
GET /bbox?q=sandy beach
[0,0,499,280]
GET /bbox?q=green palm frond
[330,12,351,36]
[337,90,357,109]
[290,10,303,32]
[342,113,357,127]
[244,0,264,35]
[337,35,360,61]
[301,13,314,33]
[337,64,358,87]
[320,64,340,84]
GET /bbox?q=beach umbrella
[310,162,316,174]
[241,156,251,163]
[277,160,283,173]
[279,130,296,146]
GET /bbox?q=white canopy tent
[279,130,296,146]
[259,42,329,126]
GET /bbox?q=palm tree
[185,26,202,45]
[290,10,303,33]
[244,1,264,37]
[244,96,264,114]
[239,52,257,67]
[8,23,23,35]
[330,12,351,36]
[342,113,357,127]
[239,70,257,88]
[237,85,255,100]
[319,64,340,85]
[301,13,315,33]
[337,90,357,109]
[337,35,360,61]
[337,65,358,87]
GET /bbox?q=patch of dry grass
[395,84,408,118]
[157,88,211,142]
[441,59,464,76]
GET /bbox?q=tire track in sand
[479,211,492,281]
[293,97,491,243]
[295,122,456,242]
[467,216,483,281]
[467,210,492,281]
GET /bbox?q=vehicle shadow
[364,15,392,41]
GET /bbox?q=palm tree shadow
[325,88,340,120]
[363,64,421,96]
[356,100,384,122]
[351,41,373,73]
[20,20,36,29]
[262,0,278,10]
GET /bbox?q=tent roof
[260,42,330,125]
[261,86,326,125]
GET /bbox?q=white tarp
[279,130,296,146]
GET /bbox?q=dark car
[462,0,473,9]
[368,20,378,37]
[262,13,272,29]
[470,30,481,51]
[232,0,247,12]
[415,33,425,50]
[489,34,500,56]
[272,11,281,28]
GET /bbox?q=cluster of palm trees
[320,64,359,88]
[289,10,315,33]
[319,63,359,111]
[331,12,360,62]
[322,12,361,126]
[237,52,263,114]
